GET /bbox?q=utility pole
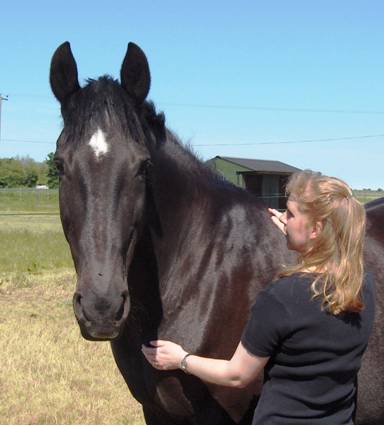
[0,94,9,142]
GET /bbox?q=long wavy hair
[280,170,366,315]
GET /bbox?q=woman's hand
[268,208,287,235]
[142,340,269,387]
[141,340,188,371]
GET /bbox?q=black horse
[366,197,384,244]
[50,42,384,424]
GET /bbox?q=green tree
[46,152,59,188]
[17,156,47,186]
[0,158,25,187]
[23,170,38,187]
[0,156,49,187]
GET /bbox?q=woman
[142,170,375,424]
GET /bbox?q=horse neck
[145,131,275,283]
[147,132,215,274]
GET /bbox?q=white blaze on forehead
[88,128,109,159]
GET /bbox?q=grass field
[0,189,59,213]
[0,216,72,276]
[353,189,384,204]
[0,271,144,424]
[0,198,144,424]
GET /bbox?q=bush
[0,157,47,188]
[46,152,59,189]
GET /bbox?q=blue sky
[1,0,383,189]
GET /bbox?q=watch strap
[180,353,192,374]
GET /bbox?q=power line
[194,133,384,147]
[1,133,384,147]
[1,138,54,144]
[6,92,384,115]
[8,93,52,99]
[0,94,9,142]
[160,102,384,115]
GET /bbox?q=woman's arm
[141,340,269,388]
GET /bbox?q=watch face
[181,354,190,371]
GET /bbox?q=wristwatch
[180,353,192,374]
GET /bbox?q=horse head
[50,42,160,341]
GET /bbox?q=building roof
[214,156,301,174]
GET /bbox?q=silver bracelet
[180,353,192,374]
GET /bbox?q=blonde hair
[280,170,366,315]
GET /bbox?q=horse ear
[50,42,80,103]
[120,42,151,105]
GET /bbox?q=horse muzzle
[72,291,130,341]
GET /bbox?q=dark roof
[214,156,301,174]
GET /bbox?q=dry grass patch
[0,214,62,233]
[0,270,144,424]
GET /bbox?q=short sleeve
[241,290,291,357]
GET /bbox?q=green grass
[0,188,59,213]
[0,191,69,290]
[0,228,72,273]
[0,215,72,276]
[0,187,381,214]
[353,190,383,204]
[0,188,381,279]
[0,213,62,233]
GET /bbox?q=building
[206,156,301,209]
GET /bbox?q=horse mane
[140,94,252,199]
[62,76,255,202]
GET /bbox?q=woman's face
[281,199,317,254]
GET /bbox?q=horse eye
[136,159,152,178]
[54,159,65,175]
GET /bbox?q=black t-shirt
[241,273,375,425]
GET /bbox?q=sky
[1,0,384,189]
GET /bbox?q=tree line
[0,153,59,188]
[0,154,382,193]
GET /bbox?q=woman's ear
[310,221,323,240]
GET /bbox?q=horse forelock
[59,76,165,152]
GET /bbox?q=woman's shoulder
[362,271,376,304]
[363,271,374,287]
[265,273,315,300]
[268,272,315,289]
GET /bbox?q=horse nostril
[73,292,91,327]
[113,293,129,325]
[114,303,124,322]
[98,273,103,277]
[73,292,82,307]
